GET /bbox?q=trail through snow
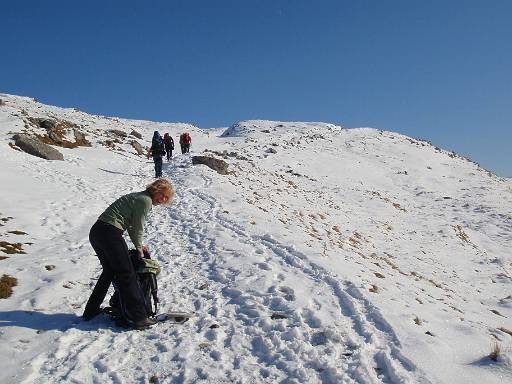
[1,95,511,384]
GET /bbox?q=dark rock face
[13,134,64,160]
[36,119,56,130]
[192,156,229,175]
[131,140,145,155]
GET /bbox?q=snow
[0,93,511,383]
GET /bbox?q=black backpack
[106,249,160,320]
[151,138,166,157]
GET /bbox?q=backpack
[106,249,161,320]
[163,134,174,149]
[182,133,191,145]
[151,137,166,157]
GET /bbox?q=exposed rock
[108,129,128,138]
[131,140,145,155]
[12,134,64,160]
[130,130,142,139]
[36,118,56,130]
[73,129,91,146]
[27,117,86,148]
[192,156,229,175]
[266,147,277,154]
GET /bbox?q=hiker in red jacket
[179,132,191,154]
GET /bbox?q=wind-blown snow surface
[1,94,511,383]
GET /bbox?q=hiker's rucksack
[151,137,166,157]
[183,133,191,145]
[163,134,174,149]
[107,250,161,319]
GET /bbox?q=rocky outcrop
[108,129,128,138]
[12,134,64,160]
[130,130,142,139]
[27,117,90,148]
[73,129,91,146]
[131,140,145,155]
[192,156,229,175]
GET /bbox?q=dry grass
[7,230,27,235]
[414,316,422,325]
[491,309,505,317]
[488,342,501,361]
[0,240,26,254]
[369,284,379,293]
[0,274,18,299]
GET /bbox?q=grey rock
[131,140,145,155]
[108,129,127,138]
[13,134,64,160]
[192,156,229,175]
[73,129,91,146]
[130,130,142,139]
[37,119,56,129]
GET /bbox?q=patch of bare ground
[0,241,26,254]
[0,274,18,299]
[369,190,407,212]
[369,284,379,293]
[498,327,512,337]
[488,342,502,361]
[7,230,27,235]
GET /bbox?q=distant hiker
[163,132,174,161]
[82,178,174,330]
[147,131,166,177]
[179,132,192,154]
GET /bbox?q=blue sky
[2,1,511,176]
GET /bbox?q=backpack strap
[149,273,159,316]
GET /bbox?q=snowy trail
[19,155,429,383]
[2,97,510,383]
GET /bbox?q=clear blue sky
[2,1,511,176]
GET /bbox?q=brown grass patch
[489,342,501,361]
[490,309,505,317]
[0,274,18,299]
[7,230,27,235]
[414,316,422,325]
[498,327,512,337]
[0,241,26,254]
[369,284,379,293]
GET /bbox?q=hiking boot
[131,317,157,330]
[82,307,104,321]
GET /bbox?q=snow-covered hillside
[0,93,511,384]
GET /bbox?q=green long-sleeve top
[98,191,152,252]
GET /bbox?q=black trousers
[165,146,173,161]
[180,144,190,154]
[153,156,163,177]
[84,221,147,322]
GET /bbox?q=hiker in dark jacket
[163,133,174,161]
[147,131,165,177]
[83,179,174,329]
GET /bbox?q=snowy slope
[0,94,511,384]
